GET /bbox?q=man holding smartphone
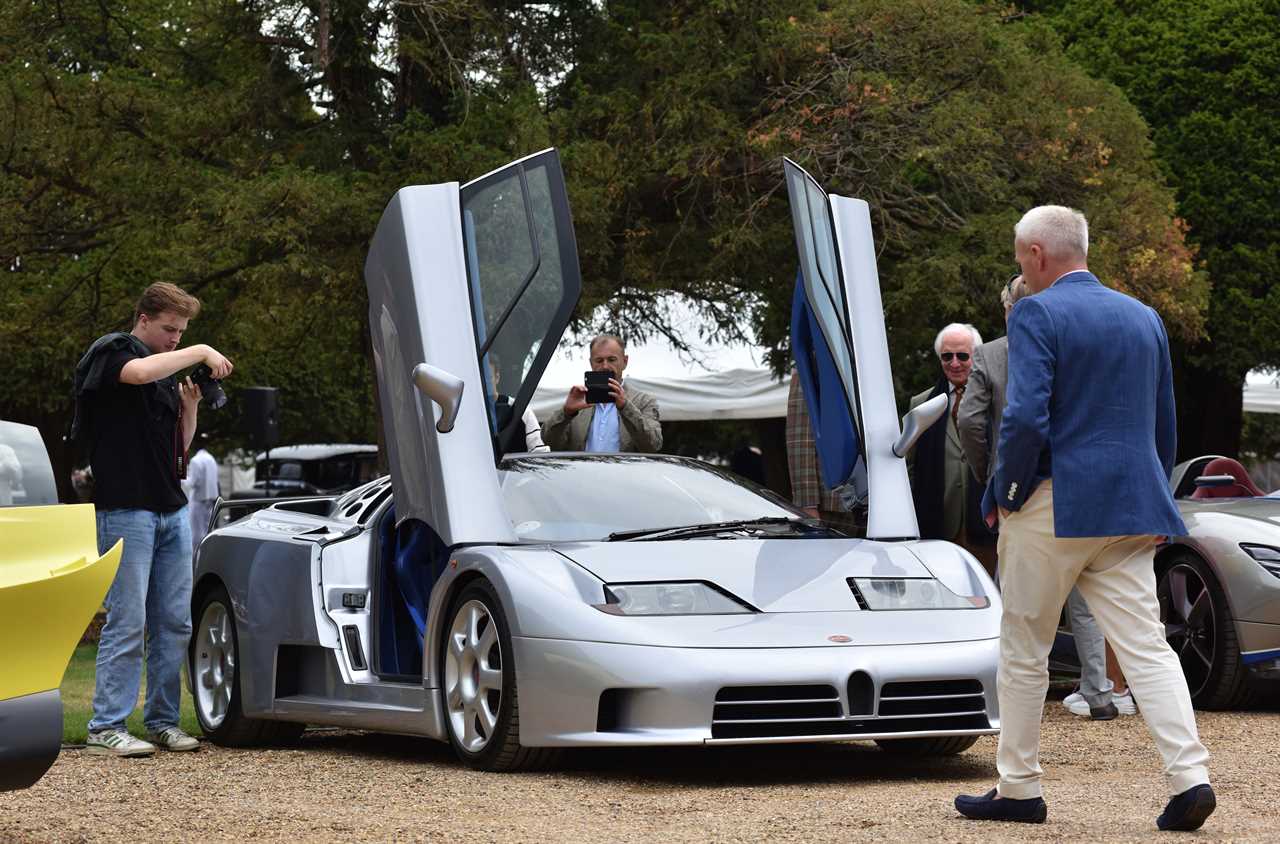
[543,334,662,453]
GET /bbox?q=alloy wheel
[444,599,504,753]
[194,600,236,729]
[1159,562,1217,699]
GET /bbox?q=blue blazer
[983,271,1187,538]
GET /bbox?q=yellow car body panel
[1,503,121,791]
[0,504,121,700]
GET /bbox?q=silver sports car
[189,150,1001,770]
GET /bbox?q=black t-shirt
[87,345,188,512]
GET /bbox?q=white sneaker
[1113,689,1137,715]
[86,729,156,757]
[1062,689,1084,710]
[146,726,200,752]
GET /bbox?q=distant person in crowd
[908,323,995,575]
[785,372,866,537]
[487,358,549,453]
[0,441,20,506]
[543,334,662,453]
[958,275,1132,720]
[955,206,1212,830]
[185,444,219,551]
[71,281,233,758]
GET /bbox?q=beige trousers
[995,480,1210,799]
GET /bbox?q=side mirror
[1193,474,1236,488]
[412,363,465,434]
[893,393,948,458]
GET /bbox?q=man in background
[909,323,995,575]
[543,334,662,453]
[185,443,219,551]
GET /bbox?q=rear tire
[874,735,980,756]
[190,584,304,747]
[440,579,560,771]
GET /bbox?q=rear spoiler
[208,495,335,533]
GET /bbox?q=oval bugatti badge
[827,634,852,643]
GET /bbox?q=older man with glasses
[907,321,996,574]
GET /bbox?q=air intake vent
[878,679,986,719]
[712,685,841,739]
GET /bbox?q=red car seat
[1189,457,1265,499]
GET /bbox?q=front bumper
[513,636,1000,747]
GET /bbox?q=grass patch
[61,644,202,745]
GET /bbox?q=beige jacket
[542,387,663,452]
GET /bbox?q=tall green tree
[1024,0,1280,457]
[558,0,1206,398]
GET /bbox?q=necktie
[951,384,965,427]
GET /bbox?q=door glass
[461,151,581,455]
[783,159,867,502]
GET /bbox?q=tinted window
[0,421,58,507]
[498,455,801,542]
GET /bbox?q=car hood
[554,538,949,613]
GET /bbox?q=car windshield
[498,454,803,542]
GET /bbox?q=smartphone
[584,370,613,404]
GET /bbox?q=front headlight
[1241,544,1280,580]
[849,577,989,610]
[594,582,756,616]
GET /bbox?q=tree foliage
[1024,0,1280,456]
[0,0,1209,493]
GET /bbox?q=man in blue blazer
[954,206,1214,831]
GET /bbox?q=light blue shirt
[585,402,622,452]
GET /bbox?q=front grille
[712,684,841,739]
[710,679,991,740]
[878,679,988,719]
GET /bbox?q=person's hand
[179,377,203,411]
[202,345,234,379]
[564,384,589,416]
[802,507,820,519]
[609,377,626,409]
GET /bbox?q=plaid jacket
[785,372,865,537]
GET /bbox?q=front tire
[874,735,980,756]
[190,584,304,746]
[440,580,559,771]
[1157,554,1256,710]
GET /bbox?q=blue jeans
[90,507,193,733]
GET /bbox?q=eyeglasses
[940,352,970,363]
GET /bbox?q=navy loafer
[954,788,1047,824]
[1157,783,1216,831]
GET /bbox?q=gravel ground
[2,698,1278,843]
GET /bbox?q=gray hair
[588,333,627,355]
[933,323,983,357]
[1014,205,1089,260]
[1000,275,1029,310]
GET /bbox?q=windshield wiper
[606,517,838,542]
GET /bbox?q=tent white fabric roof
[1245,371,1280,414]
[532,366,788,422]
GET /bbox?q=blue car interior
[377,504,449,678]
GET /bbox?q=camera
[584,370,613,404]
[191,364,227,410]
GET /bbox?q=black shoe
[1090,701,1119,721]
[1157,784,1216,831]
[954,788,1048,824]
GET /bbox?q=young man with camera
[543,334,662,453]
[71,282,232,757]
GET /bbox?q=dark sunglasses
[1004,271,1021,296]
[940,352,970,362]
